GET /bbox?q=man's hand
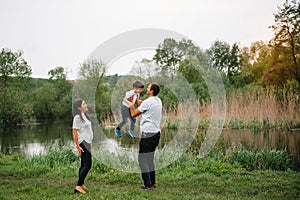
[136,99,143,106]
[129,102,134,108]
[129,102,142,117]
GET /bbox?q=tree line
[0,0,299,127]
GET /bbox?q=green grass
[0,149,299,200]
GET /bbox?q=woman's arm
[72,129,84,155]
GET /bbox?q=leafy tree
[48,66,67,80]
[207,41,242,76]
[32,82,57,120]
[74,59,107,101]
[75,58,109,121]
[263,44,295,87]
[0,88,31,125]
[0,48,32,126]
[47,66,72,119]
[240,41,272,85]
[78,59,107,81]
[207,41,242,86]
[178,59,209,100]
[0,48,32,88]
[270,0,300,84]
[153,38,201,78]
[129,59,158,79]
[48,66,71,99]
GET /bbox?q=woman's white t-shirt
[72,113,93,144]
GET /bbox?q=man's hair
[133,80,144,89]
[150,82,160,96]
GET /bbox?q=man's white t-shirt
[138,96,162,133]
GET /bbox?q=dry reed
[101,88,300,129]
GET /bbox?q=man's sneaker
[129,130,135,138]
[152,183,157,188]
[114,129,122,137]
[140,185,151,190]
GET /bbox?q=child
[114,80,144,138]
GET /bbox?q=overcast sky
[0,0,284,79]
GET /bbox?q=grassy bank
[0,148,299,200]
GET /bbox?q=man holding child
[129,82,162,190]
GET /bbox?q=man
[129,82,162,190]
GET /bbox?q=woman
[72,99,93,194]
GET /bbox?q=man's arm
[129,102,142,117]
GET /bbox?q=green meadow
[0,147,299,200]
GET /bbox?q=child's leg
[129,116,136,131]
[116,105,130,130]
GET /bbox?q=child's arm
[123,97,131,105]
[123,91,134,105]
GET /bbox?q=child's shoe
[114,129,122,137]
[129,130,135,138]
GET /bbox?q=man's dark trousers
[138,132,160,188]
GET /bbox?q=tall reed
[102,88,299,129]
[199,88,300,129]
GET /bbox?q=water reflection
[0,121,74,156]
[222,129,300,171]
[21,142,47,156]
[0,122,299,171]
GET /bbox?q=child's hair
[133,80,144,89]
[73,99,90,122]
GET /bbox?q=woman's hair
[72,99,90,122]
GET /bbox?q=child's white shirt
[122,90,139,108]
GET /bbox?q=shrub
[31,147,77,168]
[257,147,291,171]
[226,145,256,170]
[225,145,291,171]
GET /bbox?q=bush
[225,145,291,171]
[226,145,256,170]
[31,147,77,168]
[257,148,291,171]
[0,147,78,177]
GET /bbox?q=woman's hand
[76,145,84,155]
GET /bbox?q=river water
[0,121,299,171]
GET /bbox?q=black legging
[138,132,160,187]
[77,140,92,186]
